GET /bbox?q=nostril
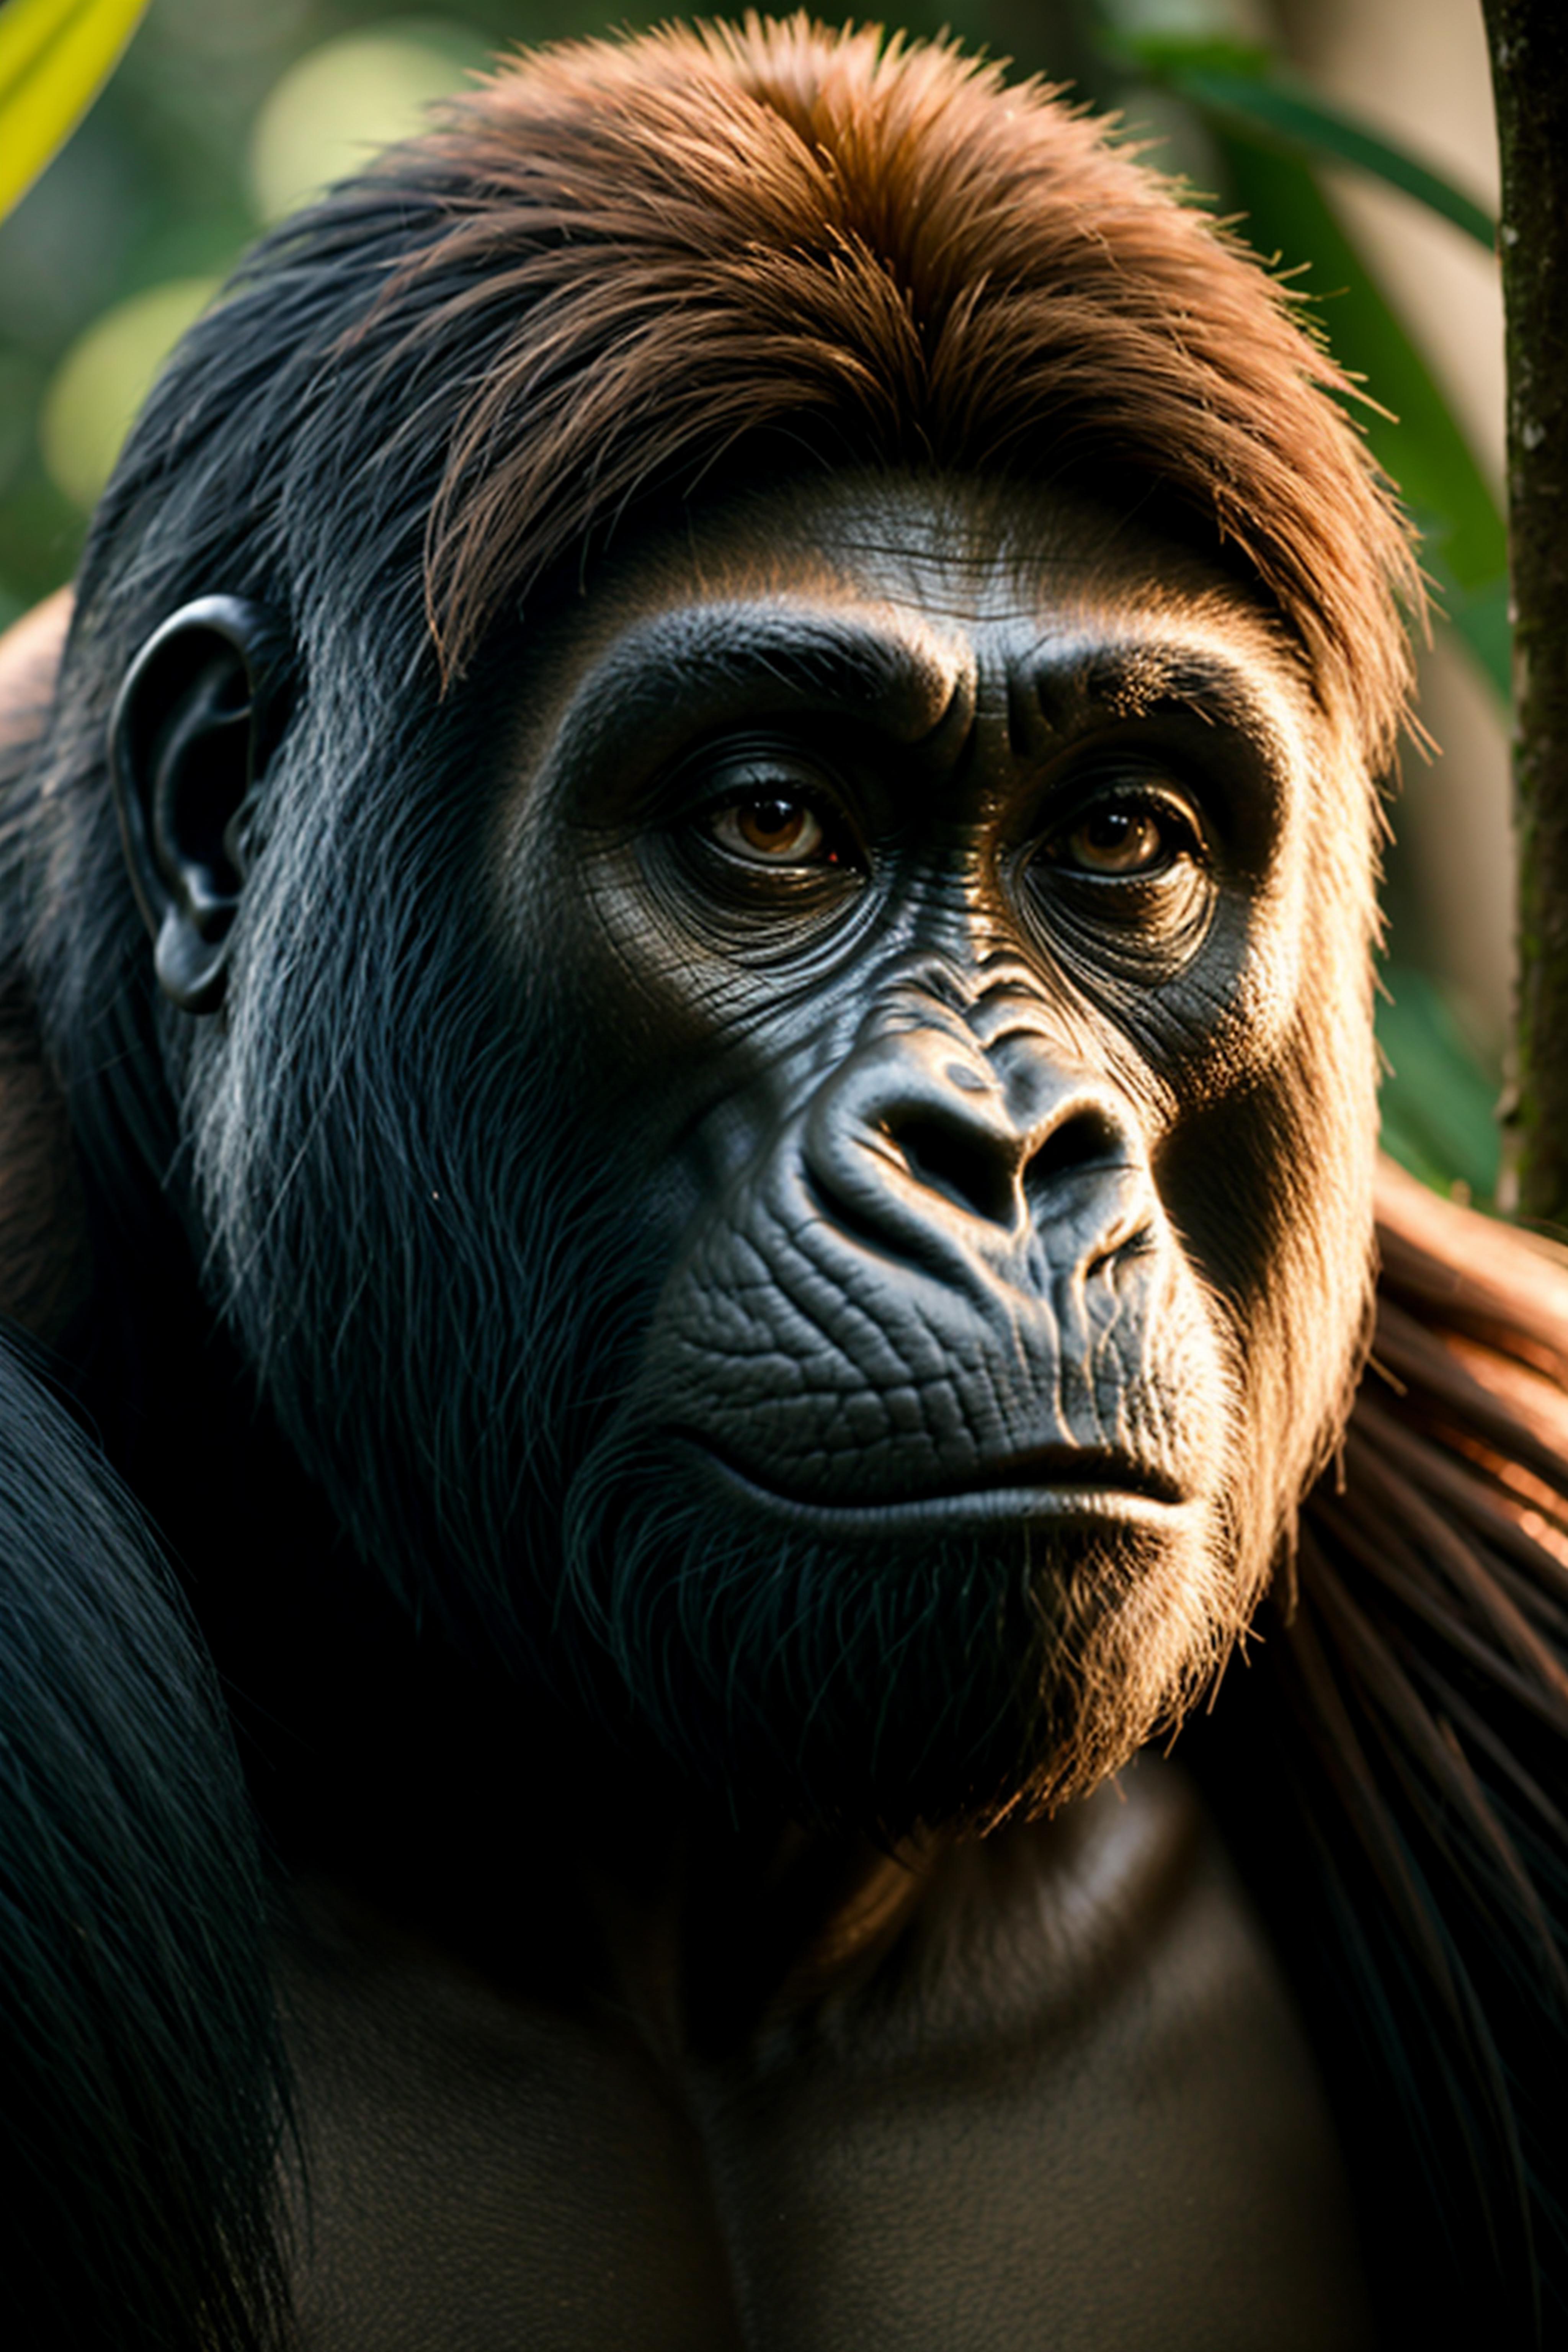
[1023,1104,1125,1197]
[884,1110,1019,1229]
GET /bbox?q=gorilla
[1,19,1565,2349]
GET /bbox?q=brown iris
[1063,803,1173,876]
[713,794,830,864]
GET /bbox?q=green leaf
[1376,964,1502,1202]
[0,0,151,223]
[1194,80,1491,250]
[1211,134,1511,701]
[1120,31,1496,251]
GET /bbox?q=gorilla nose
[884,1083,1128,1230]
[882,1093,1022,1229]
[800,1027,1141,1274]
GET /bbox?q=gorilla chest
[280,1773,1374,2352]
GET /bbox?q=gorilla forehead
[499,472,1317,830]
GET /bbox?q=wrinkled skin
[115,474,1382,2345]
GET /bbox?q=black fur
[0,26,1563,2349]
[0,1332,288,2348]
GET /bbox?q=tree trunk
[1484,0,1568,1226]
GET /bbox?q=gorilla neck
[234,1538,1148,2044]
[285,1686,1194,2061]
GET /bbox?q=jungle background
[0,0,1512,1198]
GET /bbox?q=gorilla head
[41,21,1413,1841]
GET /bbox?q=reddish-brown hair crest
[331,16,1420,765]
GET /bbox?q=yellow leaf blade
[0,0,151,221]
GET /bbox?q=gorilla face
[118,474,1381,1835]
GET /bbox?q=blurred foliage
[1377,962,1503,1202]
[1122,31,1509,703]
[0,0,570,620]
[0,0,1510,1197]
[1122,31,1496,247]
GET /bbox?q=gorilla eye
[709,793,839,867]
[1050,792,1200,880]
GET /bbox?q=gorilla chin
[543,1428,1258,1840]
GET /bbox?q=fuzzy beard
[517,1414,1264,1840]
[522,1158,1282,1837]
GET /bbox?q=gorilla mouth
[670,1431,1193,1529]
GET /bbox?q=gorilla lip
[671,1432,1193,1530]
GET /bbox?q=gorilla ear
[109,596,292,1015]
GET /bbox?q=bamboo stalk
[1483,0,1568,1227]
